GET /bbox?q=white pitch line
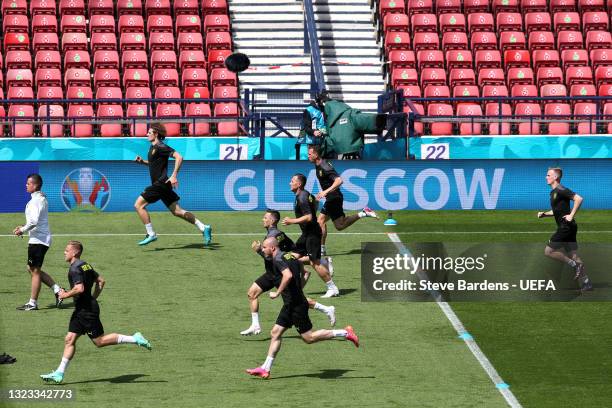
[387,233,523,408]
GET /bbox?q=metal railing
[302,0,326,95]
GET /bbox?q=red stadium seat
[59,0,85,15]
[147,14,173,32]
[175,15,202,33]
[118,15,145,34]
[475,50,502,70]
[407,0,433,15]
[38,105,65,137]
[120,32,147,51]
[550,0,577,12]
[5,33,30,51]
[565,66,594,86]
[8,105,35,138]
[151,50,177,70]
[65,50,91,69]
[5,50,31,69]
[203,14,230,33]
[553,12,580,32]
[145,0,171,17]
[37,86,63,100]
[403,103,425,135]
[379,0,405,17]
[35,68,62,87]
[127,104,150,136]
[156,104,182,136]
[180,32,206,52]
[485,102,512,135]
[604,103,612,134]
[214,102,240,136]
[32,15,58,33]
[496,13,523,32]
[521,0,547,13]
[212,86,237,99]
[179,50,207,70]
[385,32,411,56]
[562,49,589,68]
[468,13,494,33]
[154,86,180,100]
[537,67,564,87]
[30,0,57,15]
[453,85,480,101]
[7,86,34,101]
[436,0,461,14]
[524,12,552,33]
[504,49,531,70]
[557,31,584,52]
[391,68,419,87]
[493,0,519,14]
[94,50,120,70]
[457,104,483,135]
[125,86,152,102]
[545,103,571,134]
[412,32,439,52]
[595,66,612,86]
[153,68,179,87]
[2,0,26,15]
[424,85,450,101]
[3,14,28,33]
[89,0,113,15]
[90,15,116,33]
[117,0,142,15]
[121,50,147,70]
[417,50,444,70]
[532,50,560,72]
[528,31,555,51]
[7,68,33,87]
[446,50,473,70]
[62,32,88,53]
[174,0,198,15]
[590,49,612,71]
[482,84,509,98]
[600,84,612,96]
[464,0,490,13]
[64,68,90,87]
[185,103,212,136]
[96,86,122,103]
[574,103,598,134]
[427,103,454,135]
[91,33,118,53]
[97,105,124,136]
[449,68,476,87]
[182,68,208,88]
[149,32,175,51]
[61,15,86,33]
[578,0,605,12]
[184,86,210,99]
[411,14,438,33]
[67,104,94,137]
[478,68,506,86]
[202,0,227,16]
[582,11,609,31]
[585,31,612,52]
[93,68,120,89]
[511,84,538,102]
[540,84,568,102]
[420,68,447,87]
[208,49,232,70]
[383,13,409,33]
[123,68,150,88]
[397,85,422,99]
[499,31,526,53]
[66,85,93,102]
[442,32,468,52]
[439,13,466,33]
[470,32,498,53]
[515,102,541,134]
[570,83,596,98]
[210,68,237,87]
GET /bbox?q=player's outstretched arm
[93,276,106,299]
[135,156,149,166]
[537,210,554,218]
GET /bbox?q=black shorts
[27,244,49,268]
[69,310,104,339]
[254,272,276,292]
[276,301,312,334]
[548,221,578,252]
[295,232,322,262]
[320,196,346,221]
[141,182,180,207]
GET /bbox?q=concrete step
[232,22,375,31]
[231,3,371,12]
[234,38,379,48]
[245,55,382,65]
[233,30,376,40]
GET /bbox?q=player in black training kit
[134,123,212,246]
[283,173,340,298]
[245,237,358,379]
[240,210,336,335]
[40,241,151,384]
[538,167,592,292]
[307,145,378,257]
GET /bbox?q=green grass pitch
[1,210,611,408]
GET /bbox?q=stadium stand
[0,0,241,137]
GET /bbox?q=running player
[245,237,358,379]
[538,167,592,291]
[134,123,212,246]
[241,210,336,335]
[308,145,378,256]
[13,174,63,311]
[40,241,151,384]
[283,174,339,298]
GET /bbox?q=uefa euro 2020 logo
[61,168,111,212]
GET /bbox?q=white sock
[29,298,37,306]
[313,302,329,313]
[251,312,260,327]
[117,335,136,344]
[145,223,155,236]
[358,211,367,218]
[325,280,337,290]
[194,219,206,232]
[321,245,326,255]
[57,357,70,374]
[261,356,274,371]
[52,284,61,294]
[332,329,347,338]
[568,259,577,267]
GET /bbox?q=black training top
[262,226,295,274]
[68,259,100,312]
[315,160,342,200]
[550,185,576,226]
[294,190,321,234]
[272,251,307,305]
[147,142,175,184]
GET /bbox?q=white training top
[20,191,52,247]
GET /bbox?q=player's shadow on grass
[271,369,375,380]
[65,374,167,385]
[152,242,222,251]
[308,288,357,296]
[41,304,75,310]
[329,249,363,257]
[245,334,303,342]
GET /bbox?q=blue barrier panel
[0,162,41,212]
[0,159,602,213]
[411,136,612,159]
